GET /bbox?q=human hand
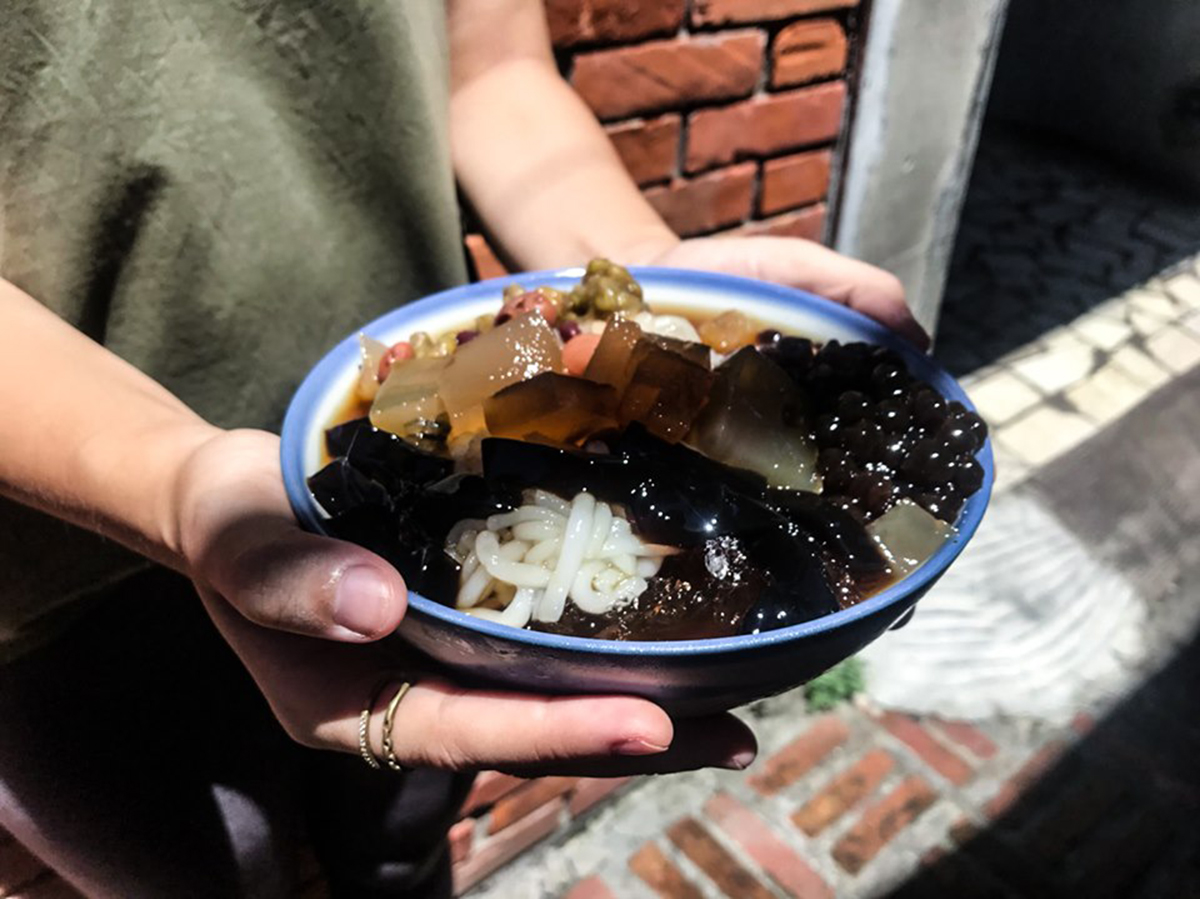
[632,235,929,351]
[175,429,756,774]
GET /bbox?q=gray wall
[988,0,1200,196]
[835,0,1011,332]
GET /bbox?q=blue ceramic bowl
[281,267,993,716]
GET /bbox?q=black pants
[0,568,472,898]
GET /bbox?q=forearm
[0,279,221,571]
[448,1,677,269]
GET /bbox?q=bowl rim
[281,266,994,657]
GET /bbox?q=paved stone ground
[455,127,1200,899]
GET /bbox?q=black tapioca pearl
[836,390,873,422]
[953,458,985,493]
[913,390,949,431]
[875,398,912,432]
[813,414,844,448]
[818,447,857,492]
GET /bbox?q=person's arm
[447,0,928,348]
[0,278,753,772]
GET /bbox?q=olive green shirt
[0,1,468,660]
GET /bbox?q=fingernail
[334,565,392,637]
[720,748,757,770]
[613,737,670,756]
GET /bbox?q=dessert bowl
[280,267,993,716]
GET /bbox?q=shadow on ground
[934,123,1200,377]
[884,343,1200,898]
[885,620,1200,899]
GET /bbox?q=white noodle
[475,531,553,587]
[536,492,595,623]
[512,520,560,542]
[524,537,562,565]
[500,587,537,628]
[498,539,530,561]
[570,561,615,615]
[486,507,565,530]
[456,564,494,609]
[530,490,571,515]
[636,557,662,579]
[447,487,676,629]
[587,502,613,557]
[446,519,486,558]
[461,550,480,581]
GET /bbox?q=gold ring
[381,680,415,772]
[358,679,392,770]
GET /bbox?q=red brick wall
[465,0,866,279]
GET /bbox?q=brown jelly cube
[618,337,714,442]
[438,312,564,429]
[583,317,642,391]
[483,372,618,444]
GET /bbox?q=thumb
[176,429,408,641]
[198,514,408,641]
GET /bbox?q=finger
[202,517,408,641]
[365,680,754,775]
[498,714,758,778]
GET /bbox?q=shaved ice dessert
[308,260,988,640]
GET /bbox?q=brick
[686,82,845,172]
[748,714,849,795]
[706,793,833,899]
[449,818,474,866]
[791,748,894,836]
[569,776,634,817]
[461,771,525,816]
[832,776,938,874]
[629,842,705,899]
[737,203,826,241]
[464,234,508,282]
[489,776,577,833]
[771,19,847,89]
[452,797,564,894]
[931,719,998,761]
[0,839,47,893]
[758,149,831,215]
[572,32,765,121]
[547,0,685,48]
[643,162,756,237]
[984,741,1067,820]
[693,0,858,26]
[667,818,775,899]
[605,115,681,186]
[563,875,619,899]
[878,712,973,786]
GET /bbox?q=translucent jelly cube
[369,357,448,436]
[866,498,953,576]
[583,317,642,391]
[438,312,564,429]
[687,347,821,491]
[697,310,759,354]
[618,335,714,442]
[483,372,618,444]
